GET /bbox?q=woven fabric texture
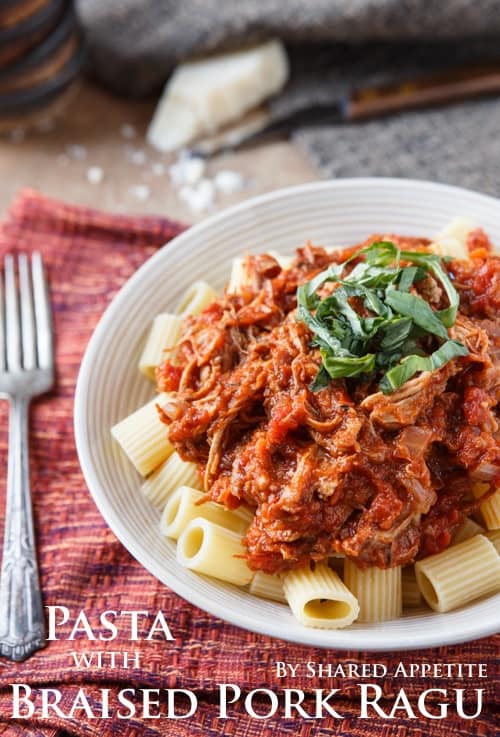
[76,0,500,96]
[0,190,498,736]
[294,96,500,198]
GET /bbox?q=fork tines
[0,253,53,374]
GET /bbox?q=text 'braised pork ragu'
[156,232,500,573]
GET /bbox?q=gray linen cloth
[77,0,500,195]
[295,97,500,198]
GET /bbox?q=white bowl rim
[74,177,500,651]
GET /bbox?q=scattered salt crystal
[213,169,244,194]
[66,144,87,160]
[128,148,147,165]
[169,163,184,186]
[87,166,104,184]
[130,184,150,201]
[9,127,25,143]
[169,156,205,186]
[168,150,244,213]
[152,162,165,176]
[120,123,136,140]
[179,178,215,213]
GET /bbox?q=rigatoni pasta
[176,280,217,316]
[227,252,293,295]
[486,529,500,554]
[177,518,253,586]
[268,249,293,270]
[248,572,287,604]
[452,516,485,544]
[415,535,500,612]
[111,393,173,476]
[328,554,345,576]
[139,313,183,380]
[160,485,252,539]
[227,257,249,294]
[473,485,500,530]
[141,452,201,508]
[282,564,359,629]
[401,567,424,609]
[344,559,402,622]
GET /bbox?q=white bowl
[74,178,500,650]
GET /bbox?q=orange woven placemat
[0,190,497,737]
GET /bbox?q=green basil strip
[344,263,399,290]
[340,282,393,318]
[297,241,466,395]
[398,266,419,292]
[360,287,391,317]
[359,241,400,267]
[379,317,414,351]
[385,290,449,340]
[379,340,469,394]
[321,350,376,379]
[329,289,366,338]
[400,249,459,327]
[297,293,352,356]
[429,261,460,327]
[301,262,344,305]
[310,365,331,392]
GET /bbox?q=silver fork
[0,253,54,662]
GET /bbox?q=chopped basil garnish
[296,241,468,394]
[379,340,469,394]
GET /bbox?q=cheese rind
[147,40,289,152]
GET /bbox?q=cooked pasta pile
[112,218,500,629]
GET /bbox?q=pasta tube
[401,567,424,608]
[227,253,292,295]
[486,529,500,554]
[268,249,293,270]
[138,313,183,380]
[160,485,252,539]
[415,535,500,613]
[177,518,253,586]
[141,453,201,508]
[473,484,500,530]
[248,572,287,604]
[452,516,484,544]
[111,393,172,476]
[344,559,402,622]
[282,563,359,629]
[227,257,248,294]
[176,280,217,316]
[328,554,345,576]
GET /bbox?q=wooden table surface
[0,81,319,222]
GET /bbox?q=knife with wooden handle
[347,63,500,120]
[194,63,500,155]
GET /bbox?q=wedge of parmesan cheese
[147,40,289,153]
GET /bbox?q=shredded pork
[157,236,500,572]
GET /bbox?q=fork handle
[0,396,46,661]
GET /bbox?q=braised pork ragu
[157,234,499,573]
